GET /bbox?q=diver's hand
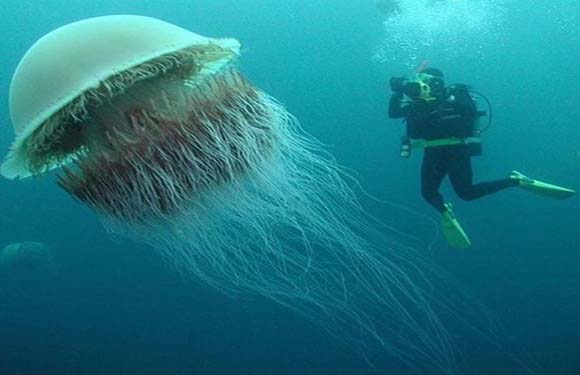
[390,77,406,93]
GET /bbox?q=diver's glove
[390,76,406,93]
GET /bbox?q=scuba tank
[445,84,493,134]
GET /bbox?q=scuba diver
[388,67,576,248]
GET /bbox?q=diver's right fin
[510,171,576,199]
[440,203,471,249]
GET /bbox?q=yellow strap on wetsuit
[410,136,482,149]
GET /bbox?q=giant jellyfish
[2,15,456,371]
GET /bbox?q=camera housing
[390,76,432,101]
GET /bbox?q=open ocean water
[0,1,579,374]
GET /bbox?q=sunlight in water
[374,0,506,67]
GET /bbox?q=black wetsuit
[389,88,516,213]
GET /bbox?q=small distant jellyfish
[0,241,54,271]
[375,0,450,17]
[375,0,401,16]
[1,15,456,371]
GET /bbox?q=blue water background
[0,1,579,374]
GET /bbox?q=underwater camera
[390,76,432,101]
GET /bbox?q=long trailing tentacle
[60,67,458,372]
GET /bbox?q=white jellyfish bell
[1,15,458,372]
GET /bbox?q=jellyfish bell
[4,16,219,175]
[0,241,54,271]
[375,0,401,17]
[2,15,461,372]
[375,0,453,17]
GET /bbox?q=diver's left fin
[440,203,471,249]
